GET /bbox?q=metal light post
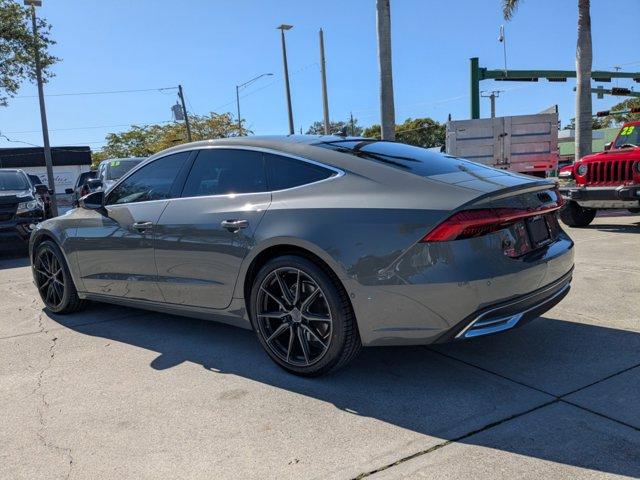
[319,28,330,135]
[277,24,294,135]
[235,73,273,136]
[25,0,57,216]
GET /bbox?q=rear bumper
[559,184,640,209]
[436,268,572,342]
[353,230,575,347]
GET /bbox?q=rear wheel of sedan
[33,240,85,314]
[559,201,597,227]
[250,255,361,376]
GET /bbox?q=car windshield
[613,124,640,149]
[106,159,143,180]
[315,140,496,177]
[0,171,29,191]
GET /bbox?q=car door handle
[132,221,154,233]
[221,219,248,232]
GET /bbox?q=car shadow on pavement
[44,305,640,477]
[0,245,30,267]
[584,221,640,234]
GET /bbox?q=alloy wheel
[256,267,333,367]
[34,248,65,309]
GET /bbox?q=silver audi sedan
[29,136,574,376]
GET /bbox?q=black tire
[33,240,86,314]
[249,255,361,377]
[559,201,597,227]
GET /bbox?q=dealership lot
[1,213,638,480]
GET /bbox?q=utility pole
[235,85,242,135]
[177,85,192,142]
[349,112,355,136]
[319,28,330,135]
[376,0,396,140]
[25,0,57,217]
[481,90,503,118]
[277,24,295,135]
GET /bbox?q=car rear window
[265,153,335,190]
[315,140,493,177]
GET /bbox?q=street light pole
[277,24,294,135]
[25,0,57,217]
[235,73,273,136]
[319,28,330,135]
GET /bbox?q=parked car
[29,137,573,376]
[96,157,145,191]
[66,170,97,207]
[26,173,54,219]
[559,121,640,226]
[0,169,47,242]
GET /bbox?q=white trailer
[446,113,559,177]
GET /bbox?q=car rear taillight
[421,195,563,242]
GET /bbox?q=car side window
[264,153,335,190]
[106,153,190,205]
[181,149,267,197]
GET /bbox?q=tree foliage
[93,113,244,166]
[363,117,446,148]
[306,119,363,136]
[0,0,59,106]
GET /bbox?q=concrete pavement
[0,213,639,479]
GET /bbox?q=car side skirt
[80,292,252,330]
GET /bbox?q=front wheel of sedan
[250,255,361,376]
[33,240,85,314]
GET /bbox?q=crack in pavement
[33,332,74,480]
[353,399,559,479]
[352,348,640,479]
[0,310,149,342]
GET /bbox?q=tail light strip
[421,192,563,243]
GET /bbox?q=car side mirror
[79,190,105,212]
[35,184,49,195]
[65,188,74,194]
[604,141,612,151]
[87,178,103,190]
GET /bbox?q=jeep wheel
[559,201,597,227]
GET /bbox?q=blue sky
[2,0,638,150]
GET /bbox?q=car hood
[0,190,32,204]
[580,147,640,163]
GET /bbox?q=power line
[212,62,319,112]
[15,86,178,99]
[5,120,173,134]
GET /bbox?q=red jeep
[559,120,640,227]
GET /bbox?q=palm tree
[376,0,396,140]
[503,0,592,161]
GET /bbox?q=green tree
[363,117,446,148]
[0,0,58,106]
[306,119,363,136]
[503,0,593,160]
[93,112,244,163]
